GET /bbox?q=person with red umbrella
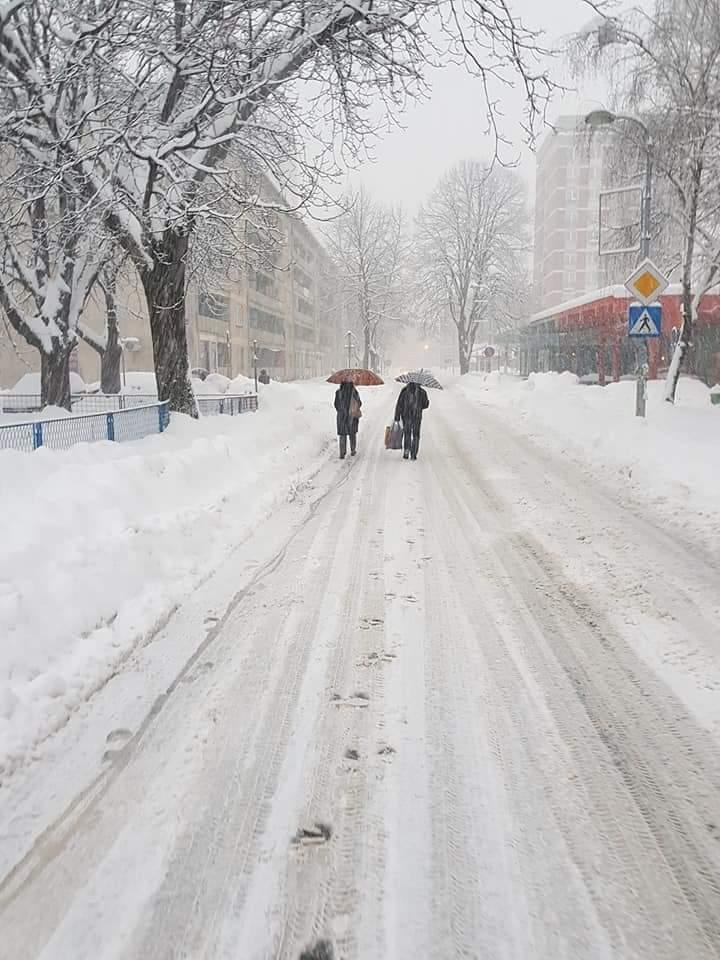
[327,368,383,460]
[334,380,362,459]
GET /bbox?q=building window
[217,340,230,370]
[295,324,315,343]
[201,339,217,371]
[199,291,230,321]
[249,305,285,335]
[297,296,314,317]
[252,270,278,299]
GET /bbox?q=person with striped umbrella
[394,380,430,461]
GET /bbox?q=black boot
[350,437,357,456]
[339,436,347,459]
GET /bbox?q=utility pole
[586,109,654,417]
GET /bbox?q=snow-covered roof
[528,282,714,326]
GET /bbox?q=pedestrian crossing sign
[628,303,662,338]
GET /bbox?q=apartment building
[0,214,342,390]
[190,215,341,383]
[533,116,611,312]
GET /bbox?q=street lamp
[119,336,141,390]
[585,109,653,260]
[586,108,654,417]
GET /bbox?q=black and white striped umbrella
[395,369,443,390]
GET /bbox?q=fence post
[32,421,43,449]
[106,412,115,441]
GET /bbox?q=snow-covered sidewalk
[0,381,353,778]
[458,371,720,554]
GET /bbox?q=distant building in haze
[533,116,611,312]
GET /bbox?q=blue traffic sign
[628,303,662,338]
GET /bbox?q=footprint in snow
[106,728,132,745]
[292,823,333,847]
[103,727,132,762]
[299,941,335,960]
[331,692,370,708]
[357,652,396,667]
[182,661,214,684]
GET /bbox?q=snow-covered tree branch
[0,0,555,412]
[573,0,720,402]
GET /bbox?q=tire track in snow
[0,452,366,959]
[426,396,720,958]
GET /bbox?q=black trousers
[402,417,421,457]
[339,434,357,457]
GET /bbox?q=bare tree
[327,189,407,371]
[415,160,529,374]
[0,1,555,414]
[574,0,720,402]
[0,153,109,408]
[77,255,126,395]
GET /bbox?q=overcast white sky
[354,0,610,211]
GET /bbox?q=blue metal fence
[0,402,170,452]
[1,392,258,416]
[196,394,259,416]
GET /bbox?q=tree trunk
[101,342,122,394]
[458,326,470,375]
[41,342,72,410]
[100,294,122,394]
[141,229,197,417]
[665,281,693,403]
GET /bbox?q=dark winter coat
[394,382,429,425]
[335,382,362,436]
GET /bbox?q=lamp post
[585,109,653,416]
[119,336,141,391]
[252,338,258,394]
[346,330,354,368]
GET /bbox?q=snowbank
[227,374,256,395]
[459,371,720,546]
[6,372,87,395]
[119,371,158,394]
[0,405,74,425]
[204,373,231,394]
[0,380,342,777]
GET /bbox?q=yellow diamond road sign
[624,258,669,305]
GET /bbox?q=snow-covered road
[2,386,720,959]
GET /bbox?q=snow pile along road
[459,372,720,550]
[0,381,342,778]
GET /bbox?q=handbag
[390,421,403,450]
[350,396,362,419]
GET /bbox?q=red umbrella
[327,368,384,386]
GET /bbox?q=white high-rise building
[533,116,611,312]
